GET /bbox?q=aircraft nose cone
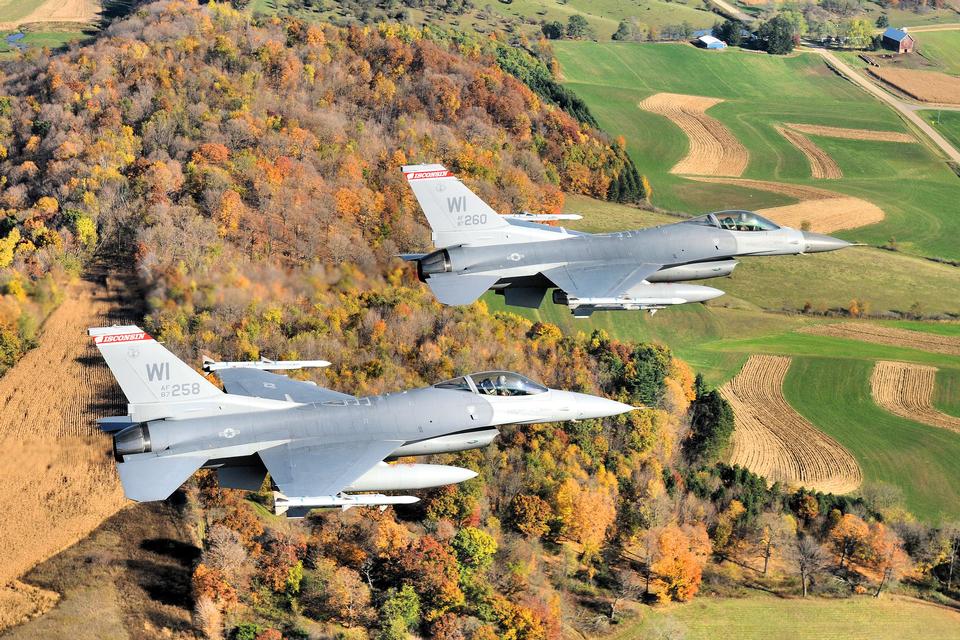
[802,231,852,253]
[566,392,636,419]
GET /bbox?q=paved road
[809,48,960,164]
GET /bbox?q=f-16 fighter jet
[401,164,852,316]
[89,326,633,516]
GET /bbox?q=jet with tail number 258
[401,164,851,316]
[89,326,633,516]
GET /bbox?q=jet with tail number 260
[401,164,852,316]
[90,326,634,516]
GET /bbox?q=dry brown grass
[775,125,842,179]
[0,269,135,629]
[868,67,960,104]
[721,355,863,494]
[0,581,59,630]
[0,0,100,29]
[687,177,885,232]
[801,323,960,356]
[871,361,960,433]
[785,123,916,143]
[638,92,749,176]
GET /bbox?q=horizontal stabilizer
[398,253,428,262]
[426,273,499,305]
[216,368,355,404]
[96,416,135,433]
[117,453,207,502]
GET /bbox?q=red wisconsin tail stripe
[405,170,453,181]
[94,332,153,344]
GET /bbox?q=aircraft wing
[216,369,355,404]
[543,262,663,298]
[259,439,404,497]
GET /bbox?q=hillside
[0,2,957,639]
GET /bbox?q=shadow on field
[6,499,199,639]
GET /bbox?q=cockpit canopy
[434,371,548,396]
[685,210,781,232]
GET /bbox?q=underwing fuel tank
[553,283,724,313]
[390,429,499,457]
[346,462,478,492]
[646,259,738,283]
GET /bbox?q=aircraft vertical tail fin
[88,326,223,406]
[402,164,510,248]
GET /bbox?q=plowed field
[868,68,960,105]
[785,123,916,143]
[871,361,960,433]
[638,92,749,176]
[801,323,960,356]
[721,355,862,494]
[776,125,842,179]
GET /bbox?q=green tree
[450,527,497,573]
[684,390,734,464]
[566,15,590,39]
[713,19,745,46]
[844,19,874,50]
[541,21,564,39]
[378,585,421,640]
[876,15,889,28]
[759,15,796,54]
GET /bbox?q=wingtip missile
[202,357,332,372]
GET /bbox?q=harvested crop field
[868,67,960,105]
[785,123,916,143]
[688,177,885,232]
[0,267,138,631]
[0,0,100,29]
[802,323,960,356]
[721,355,863,494]
[871,361,960,433]
[775,125,842,179]
[757,197,884,233]
[638,92,749,177]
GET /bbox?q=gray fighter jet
[89,326,633,515]
[401,164,851,316]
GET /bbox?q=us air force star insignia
[221,428,238,439]
[127,347,140,358]
[509,253,522,262]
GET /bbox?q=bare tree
[788,535,827,597]
[608,568,644,620]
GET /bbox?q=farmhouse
[697,35,727,50]
[881,27,916,54]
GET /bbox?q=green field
[784,357,960,520]
[0,30,90,56]
[933,366,960,418]
[920,109,960,152]
[616,594,960,640]
[916,29,960,75]
[554,41,960,262]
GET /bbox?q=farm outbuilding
[881,27,916,54]
[697,35,727,50]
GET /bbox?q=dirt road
[808,48,960,164]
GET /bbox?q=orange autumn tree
[651,524,711,603]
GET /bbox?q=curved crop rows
[802,323,960,357]
[871,361,960,434]
[687,177,885,232]
[775,125,842,179]
[721,355,863,494]
[638,92,749,177]
[786,123,916,143]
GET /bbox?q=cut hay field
[783,357,960,521]
[614,593,960,640]
[553,41,960,262]
[868,67,960,105]
[721,355,861,493]
[870,360,960,433]
[0,0,100,29]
